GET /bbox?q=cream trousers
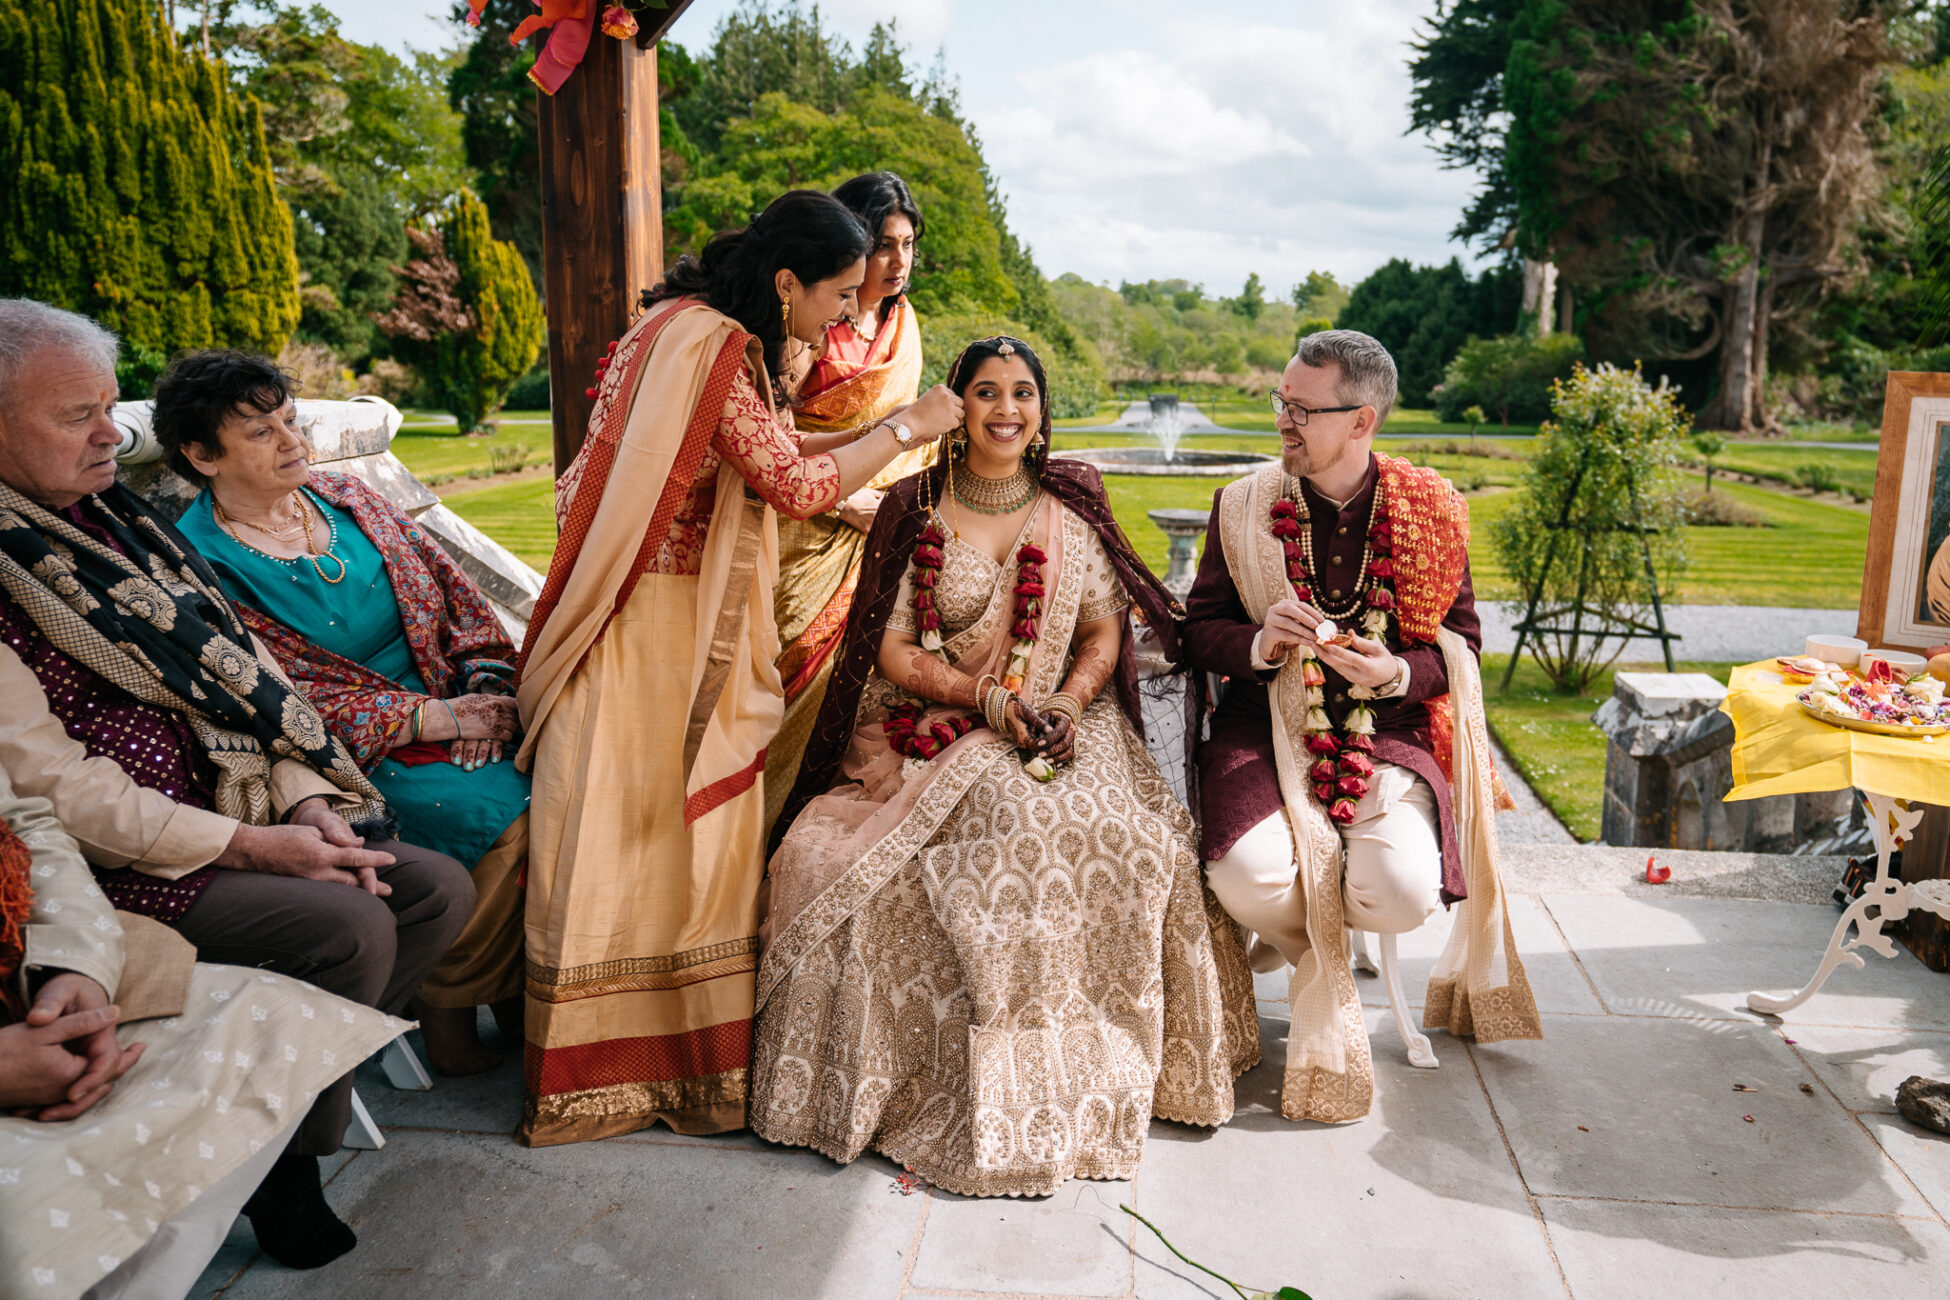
[1206,767,1443,969]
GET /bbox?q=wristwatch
[887,419,915,448]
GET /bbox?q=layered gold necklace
[214,489,347,584]
[950,462,1037,516]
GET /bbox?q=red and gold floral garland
[1269,485,1397,825]
[890,518,1049,766]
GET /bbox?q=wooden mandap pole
[536,10,686,475]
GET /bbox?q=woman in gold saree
[514,191,963,1146]
[751,338,1259,1197]
[766,172,933,833]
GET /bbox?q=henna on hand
[884,643,981,710]
[1057,633,1117,713]
[1038,714,1076,762]
[1006,697,1045,749]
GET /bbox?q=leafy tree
[1690,431,1724,492]
[1432,331,1584,425]
[1406,0,1524,250]
[1290,270,1349,322]
[1492,363,1689,691]
[1336,258,1522,406]
[1233,273,1266,321]
[446,0,542,283]
[0,0,300,362]
[211,5,468,363]
[378,194,544,432]
[1500,0,1902,431]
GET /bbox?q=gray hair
[1294,329,1397,428]
[0,299,121,413]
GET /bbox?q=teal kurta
[180,487,529,867]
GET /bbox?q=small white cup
[1805,634,1866,667]
[1866,648,1927,677]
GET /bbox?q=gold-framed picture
[1859,371,1950,652]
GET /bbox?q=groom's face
[1275,357,1365,482]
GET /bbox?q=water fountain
[1050,393,1275,598]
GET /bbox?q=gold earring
[780,296,792,337]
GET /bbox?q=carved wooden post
[536,33,666,474]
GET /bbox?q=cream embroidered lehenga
[749,494,1259,1197]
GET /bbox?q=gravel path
[1478,600,1860,665]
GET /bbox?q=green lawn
[1205,400,1543,440]
[1693,445,1879,500]
[1050,400,1126,428]
[394,410,553,482]
[1482,654,1733,842]
[436,425,1867,610]
[1462,479,1864,608]
[441,476,559,573]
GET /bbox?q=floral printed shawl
[227,472,517,771]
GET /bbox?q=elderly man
[0,299,472,1269]
[1183,329,1538,1124]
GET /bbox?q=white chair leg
[1378,933,1438,1069]
[380,1036,433,1091]
[1350,928,1379,976]
[342,1088,385,1150]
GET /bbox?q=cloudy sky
[322,0,1486,301]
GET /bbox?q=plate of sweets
[1777,654,1844,684]
[1798,664,1950,736]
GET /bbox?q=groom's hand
[1259,599,1316,662]
[1315,634,1400,689]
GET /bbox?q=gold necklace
[951,462,1037,516]
[224,490,307,541]
[215,491,346,584]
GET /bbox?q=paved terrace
[186,839,1950,1300]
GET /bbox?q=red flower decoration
[1329,797,1360,825]
[1336,774,1367,798]
[1368,588,1396,612]
[1310,758,1338,783]
[1340,751,1375,778]
[1313,781,1336,803]
[1343,733,1376,753]
[1305,733,1341,756]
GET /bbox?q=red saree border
[683,747,766,826]
[526,1018,753,1097]
[777,571,858,699]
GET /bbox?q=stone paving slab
[207,1129,924,1298]
[1781,1024,1950,1113]
[1472,1014,1932,1216]
[1132,1012,1561,1300]
[1538,1199,1950,1300]
[1543,894,1950,1029]
[190,879,1950,1300]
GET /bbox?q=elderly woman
[155,350,528,1077]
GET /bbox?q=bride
[749,336,1259,1197]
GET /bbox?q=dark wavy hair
[832,171,924,303]
[642,189,869,389]
[150,349,300,481]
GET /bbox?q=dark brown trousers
[174,840,473,1154]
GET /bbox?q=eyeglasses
[1268,391,1363,425]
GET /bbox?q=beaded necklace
[214,488,347,584]
[1269,473,1397,824]
[950,462,1037,515]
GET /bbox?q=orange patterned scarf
[0,822,30,1016]
[1374,453,1470,645]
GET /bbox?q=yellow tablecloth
[1721,661,1950,804]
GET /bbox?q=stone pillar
[1593,671,1854,852]
[1149,508,1210,600]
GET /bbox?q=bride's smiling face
[960,355,1042,473]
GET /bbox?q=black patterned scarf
[0,481,385,828]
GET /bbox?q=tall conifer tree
[0,0,300,361]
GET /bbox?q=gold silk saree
[765,300,932,835]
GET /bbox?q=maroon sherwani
[1182,456,1480,904]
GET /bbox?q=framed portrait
[1859,372,1950,652]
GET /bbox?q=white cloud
[982,49,1309,189]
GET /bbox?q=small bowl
[1866,648,1928,677]
[1806,634,1866,667]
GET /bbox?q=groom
[1182,329,1479,974]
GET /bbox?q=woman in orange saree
[765,173,934,834]
[513,191,963,1146]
